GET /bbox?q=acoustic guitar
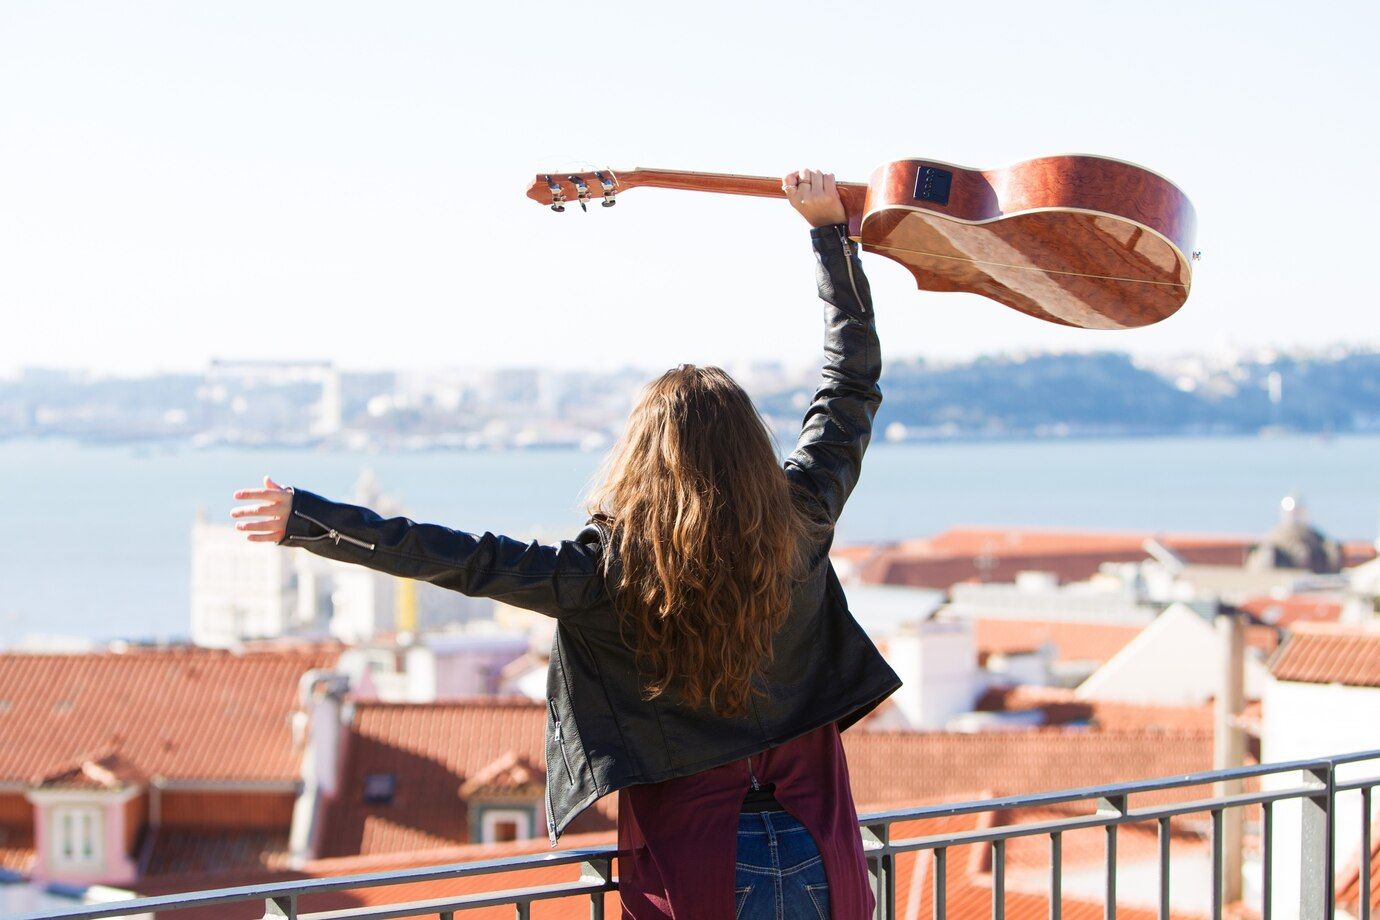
[526,157,1197,330]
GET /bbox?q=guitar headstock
[525,170,622,212]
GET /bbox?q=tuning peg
[595,171,617,207]
[568,175,590,212]
[545,175,566,213]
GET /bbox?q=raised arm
[230,478,606,619]
[780,169,883,528]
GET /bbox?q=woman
[231,169,900,920]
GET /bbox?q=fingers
[234,487,287,501]
[231,477,291,543]
[785,168,843,226]
[231,503,282,518]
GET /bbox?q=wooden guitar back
[860,156,1196,329]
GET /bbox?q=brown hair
[587,365,810,717]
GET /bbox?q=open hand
[783,168,847,228]
[231,476,293,543]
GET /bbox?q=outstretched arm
[230,477,605,618]
[780,169,883,529]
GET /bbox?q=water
[1,434,1377,646]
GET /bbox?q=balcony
[14,747,1378,920]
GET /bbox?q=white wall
[883,619,982,729]
[190,518,295,647]
[1261,678,1380,920]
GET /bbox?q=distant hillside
[757,351,1380,440]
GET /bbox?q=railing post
[862,821,894,920]
[1098,794,1127,920]
[1298,764,1334,920]
[262,895,297,919]
[580,857,613,920]
[1051,832,1062,920]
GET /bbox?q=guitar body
[527,154,1197,329]
[859,156,1195,329]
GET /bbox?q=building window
[363,773,396,804]
[51,805,102,870]
[480,808,532,843]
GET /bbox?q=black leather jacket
[278,223,901,845]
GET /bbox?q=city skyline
[3,1,1379,375]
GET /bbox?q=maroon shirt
[616,721,872,919]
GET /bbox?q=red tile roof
[916,528,1252,559]
[33,749,145,790]
[974,685,1218,733]
[845,727,1230,811]
[319,698,616,858]
[0,646,336,785]
[974,619,1142,664]
[1242,623,1282,655]
[317,697,1225,862]
[142,827,292,877]
[1344,541,1380,567]
[844,527,1255,589]
[1268,623,1380,687]
[0,823,34,874]
[1238,594,1344,626]
[879,804,1218,920]
[458,752,545,798]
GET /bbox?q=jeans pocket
[805,881,830,920]
[734,883,753,920]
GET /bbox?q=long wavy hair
[586,364,811,717]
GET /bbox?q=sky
[1,0,1377,376]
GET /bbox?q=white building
[882,618,985,729]
[1342,554,1380,626]
[338,628,531,702]
[947,569,1161,625]
[1260,623,1380,920]
[1075,602,1270,705]
[193,469,489,648]
[190,509,298,647]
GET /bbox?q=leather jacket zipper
[549,700,577,788]
[837,225,865,313]
[747,755,761,791]
[289,510,376,550]
[545,766,558,846]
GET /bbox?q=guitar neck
[527,167,866,232]
[623,168,868,215]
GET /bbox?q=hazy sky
[1,0,1376,376]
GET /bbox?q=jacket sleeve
[783,223,883,528]
[276,486,606,618]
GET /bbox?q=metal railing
[17,748,1380,920]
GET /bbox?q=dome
[1247,495,1342,574]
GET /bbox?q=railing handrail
[14,745,1380,920]
[855,747,1379,826]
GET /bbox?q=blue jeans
[734,810,831,919]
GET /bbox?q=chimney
[1213,610,1246,903]
[288,670,350,865]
